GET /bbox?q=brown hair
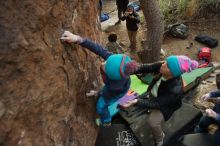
[108,33,117,42]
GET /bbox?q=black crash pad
[95,124,141,146]
[163,103,202,145]
[180,133,216,146]
[119,103,202,146]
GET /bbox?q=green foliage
[140,15,145,24]
[159,0,187,23]
[159,0,219,23]
[199,0,219,5]
[178,0,188,14]
[159,0,171,21]
[198,0,219,7]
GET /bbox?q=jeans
[147,110,165,143]
[128,30,137,50]
[194,116,218,133]
[194,115,220,146]
[214,128,220,146]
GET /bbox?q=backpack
[166,23,189,39]
[198,47,211,68]
[100,12,109,22]
[195,34,218,48]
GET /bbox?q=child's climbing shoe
[102,122,111,127]
[95,118,111,127]
[95,118,102,126]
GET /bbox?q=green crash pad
[130,75,148,95]
[133,67,213,93]
[182,67,213,92]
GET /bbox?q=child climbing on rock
[60,31,137,126]
[105,32,124,54]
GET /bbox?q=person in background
[121,5,140,52]
[105,32,124,54]
[98,0,103,16]
[60,31,137,126]
[194,73,220,146]
[122,55,199,146]
[115,0,129,25]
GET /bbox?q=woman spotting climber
[120,55,199,146]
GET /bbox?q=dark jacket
[80,39,130,99]
[116,0,129,10]
[121,12,140,31]
[132,62,184,121]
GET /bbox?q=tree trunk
[0,0,102,146]
[138,0,164,63]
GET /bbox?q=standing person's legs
[147,110,165,145]
[122,7,127,16]
[131,31,137,50]
[98,0,103,16]
[117,8,122,23]
[127,30,133,48]
[194,116,216,133]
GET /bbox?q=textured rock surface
[0,0,102,146]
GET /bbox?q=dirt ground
[100,0,220,108]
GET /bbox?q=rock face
[0,0,102,146]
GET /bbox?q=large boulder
[0,0,102,146]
